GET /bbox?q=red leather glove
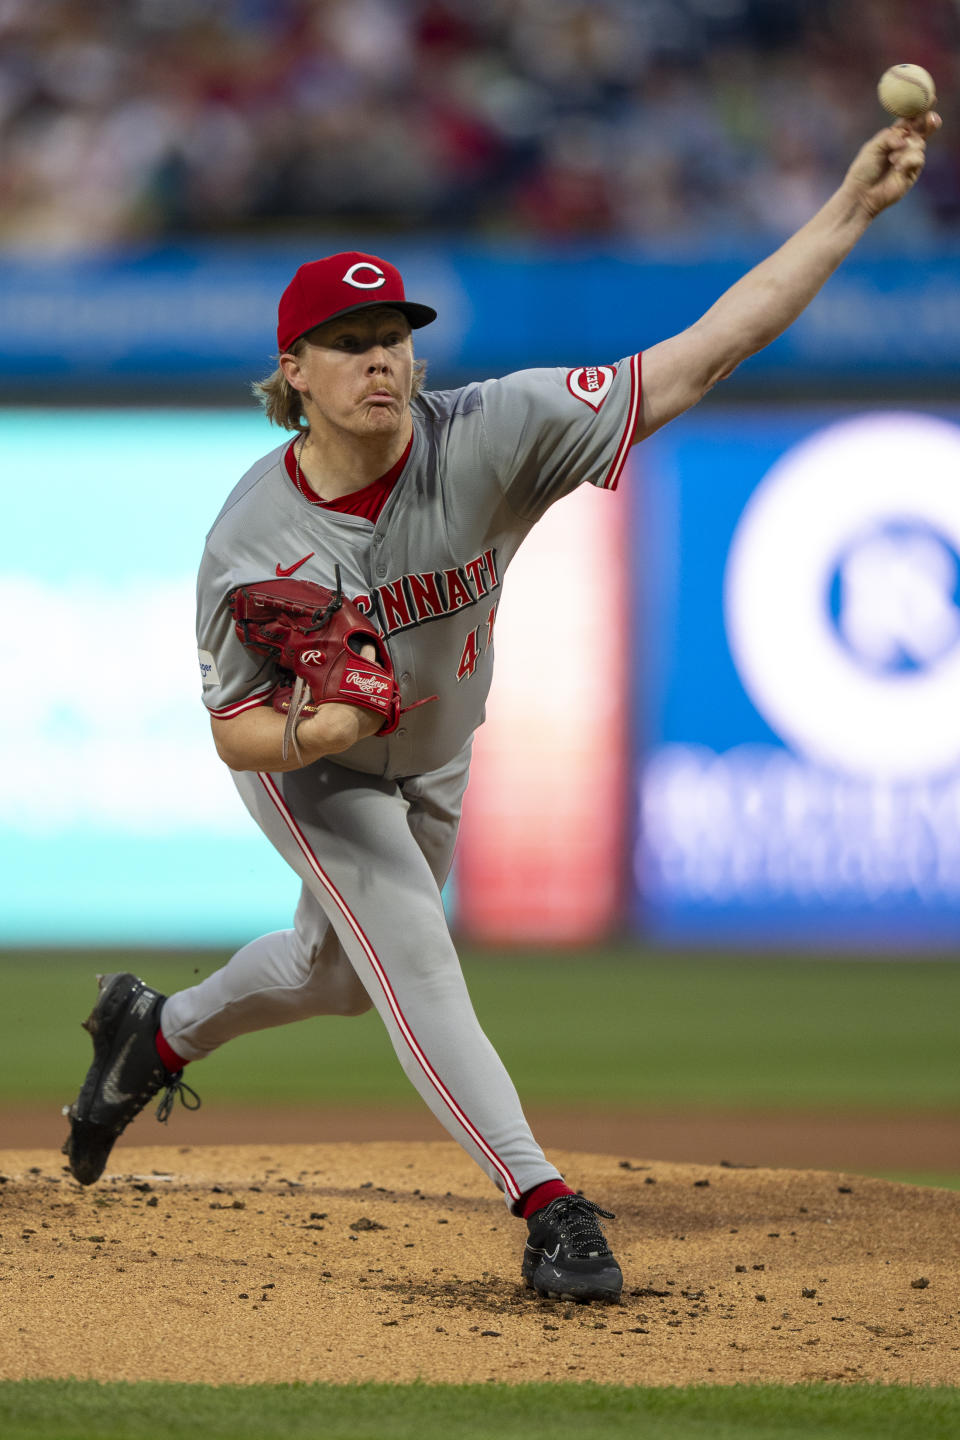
[230,573,401,761]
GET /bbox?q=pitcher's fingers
[897,110,941,138]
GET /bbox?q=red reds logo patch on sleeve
[566,364,617,411]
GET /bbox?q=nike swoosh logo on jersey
[101,1035,137,1106]
[276,552,315,577]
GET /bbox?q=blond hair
[252,330,427,432]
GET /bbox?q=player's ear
[279,352,309,393]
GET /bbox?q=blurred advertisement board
[457,478,628,944]
[634,407,960,947]
[0,409,301,944]
[2,247,960,389]
[0,407,625,946]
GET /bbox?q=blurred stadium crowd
[1,0,958,252]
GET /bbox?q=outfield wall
[2,243,960,392]
[3,402,959,949]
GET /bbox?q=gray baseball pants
[160,742,560,1205]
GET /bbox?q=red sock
[518,1179,577,1220]
[155,1028,188,1073]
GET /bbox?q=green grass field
[3,1381,960,1440]
[2,948,958,1112]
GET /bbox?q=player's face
[283,309,415,441]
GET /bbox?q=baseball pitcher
[62,111,937,1302]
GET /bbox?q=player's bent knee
[337,991,374,1018]
[302,939,374,1017]
[318,975,374,1017]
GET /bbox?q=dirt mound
[1,1142,957,1387]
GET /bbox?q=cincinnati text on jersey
[353,547,500,637]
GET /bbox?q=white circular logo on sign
[342,262,386,290]
[724,412,960,780]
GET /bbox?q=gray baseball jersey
[169,355,640,1205]
[197,357,640,776]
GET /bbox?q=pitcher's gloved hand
[229,570,403,763]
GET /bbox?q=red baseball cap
[277,251,437,352]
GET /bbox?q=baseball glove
[229,569,402,762]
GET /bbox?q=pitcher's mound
[1,1142,957,1387]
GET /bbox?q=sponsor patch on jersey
[566,364,617,412]
[198,649,220,686]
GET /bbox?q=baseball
[877,63,937,118]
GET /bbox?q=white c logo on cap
[342,262,386,290]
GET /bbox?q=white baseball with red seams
[160,356,641,1202]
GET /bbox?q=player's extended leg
[226,759,557,1203]
[156,737,478,1056]
[232,759,620,1299]
[62,749,621,1298]
[59,888,373,1186]
[60,746,471,1179]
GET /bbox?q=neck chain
[295,430,314,500]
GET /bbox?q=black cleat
[522,1195,623,1302]
[61,972,200,1186]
